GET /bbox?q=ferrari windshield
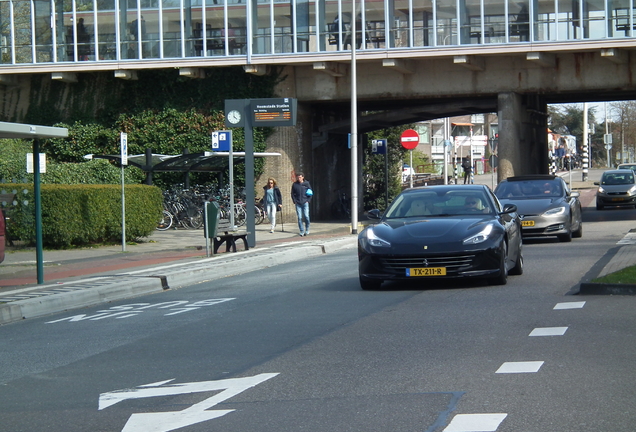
[385,189,494,218]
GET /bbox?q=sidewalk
[0,221,358,325]
[0,221,353,287]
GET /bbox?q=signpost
[120,132,127,252]
[400,129,420,188]
[211,131,231,152]
[250,98,297,127]
[212,130,234,228]
[225,98,297,247]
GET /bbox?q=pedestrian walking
[461,157,472,184]
[262,177,282,233]
[291,172,312,236]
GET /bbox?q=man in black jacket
[291,172,312,236]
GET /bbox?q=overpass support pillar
[497,92,548,182]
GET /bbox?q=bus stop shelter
[0,121,69,284]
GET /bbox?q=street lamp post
[582,102,589,181]
[350,0,358,235]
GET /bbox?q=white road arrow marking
[99,373,279,432]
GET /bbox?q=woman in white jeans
[262,177,283,233]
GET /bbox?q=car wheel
[572,221,583,238]
[558,228,572,242]
[509,249,523,276]
[359,276,382,291]
[490,242,508,285]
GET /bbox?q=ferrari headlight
[365,228,391,247]
[463,224,494,245]
[542,207,566,217]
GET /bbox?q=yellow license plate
[521,220,535,227]
[407,267,446,276]
[611,198,626,202]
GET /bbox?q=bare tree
[610,100,636,164]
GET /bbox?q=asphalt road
[1,197,636,432]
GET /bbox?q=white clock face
[227,110,241,124]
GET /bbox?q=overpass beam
[244,65,268,75]
[453,55,484,71]
[114,70,138,80]
[600,48,627,64]
[526,52,556,68]
[179,67,205,78]
[382,59,415,74]
[313,62,346,77]
[51,72,78,83]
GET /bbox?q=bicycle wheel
[255,205,264,225]
[331,200,346,220]
[186,209,204,229]
[156,210,174,231]
[234,205,247,227]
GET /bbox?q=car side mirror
[570,191,580,198]
[367,209,382,220]
[501,203,517,214]
[593,182,599,186]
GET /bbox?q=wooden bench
[213,231,250,254]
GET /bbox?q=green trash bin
[204,201,220,239]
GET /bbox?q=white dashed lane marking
[496,361,544,374]
[553,301,586,310]
[529,327,568,336]
[444,302,583,431]
[443,413,508,432]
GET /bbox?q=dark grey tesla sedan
[494,175,582,242]
[358,184,523,290]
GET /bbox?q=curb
[0,236,357,325]
[579,282,636,295]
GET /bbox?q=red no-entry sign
[400,129,420,150]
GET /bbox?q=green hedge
[2,184,162,248]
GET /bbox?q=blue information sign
[372,139,387,154]
[211,130,232,151]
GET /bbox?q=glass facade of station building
[2,0,636,65]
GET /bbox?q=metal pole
[33,140,44,284]
[384,148,389,208]
[409,150,413,188]
[245,105,256,247]
[443,117,449,185]
[469,126,474,184]
[120,132,127,252]
[121,164,126,252]
[204,202,210,257]
[582,102,589,181]
[350,0,358,235]
[605,102,610,167]
[229,132,235,230]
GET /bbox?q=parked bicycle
[331,188,351,220]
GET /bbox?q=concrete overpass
[2,0,636,218]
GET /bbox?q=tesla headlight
[463,224,494,245]
[364,227,391,248]
[542,207,566,217]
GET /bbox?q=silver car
[595,169,636,210]
[617,163,636,174]
[494,175,582,242]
